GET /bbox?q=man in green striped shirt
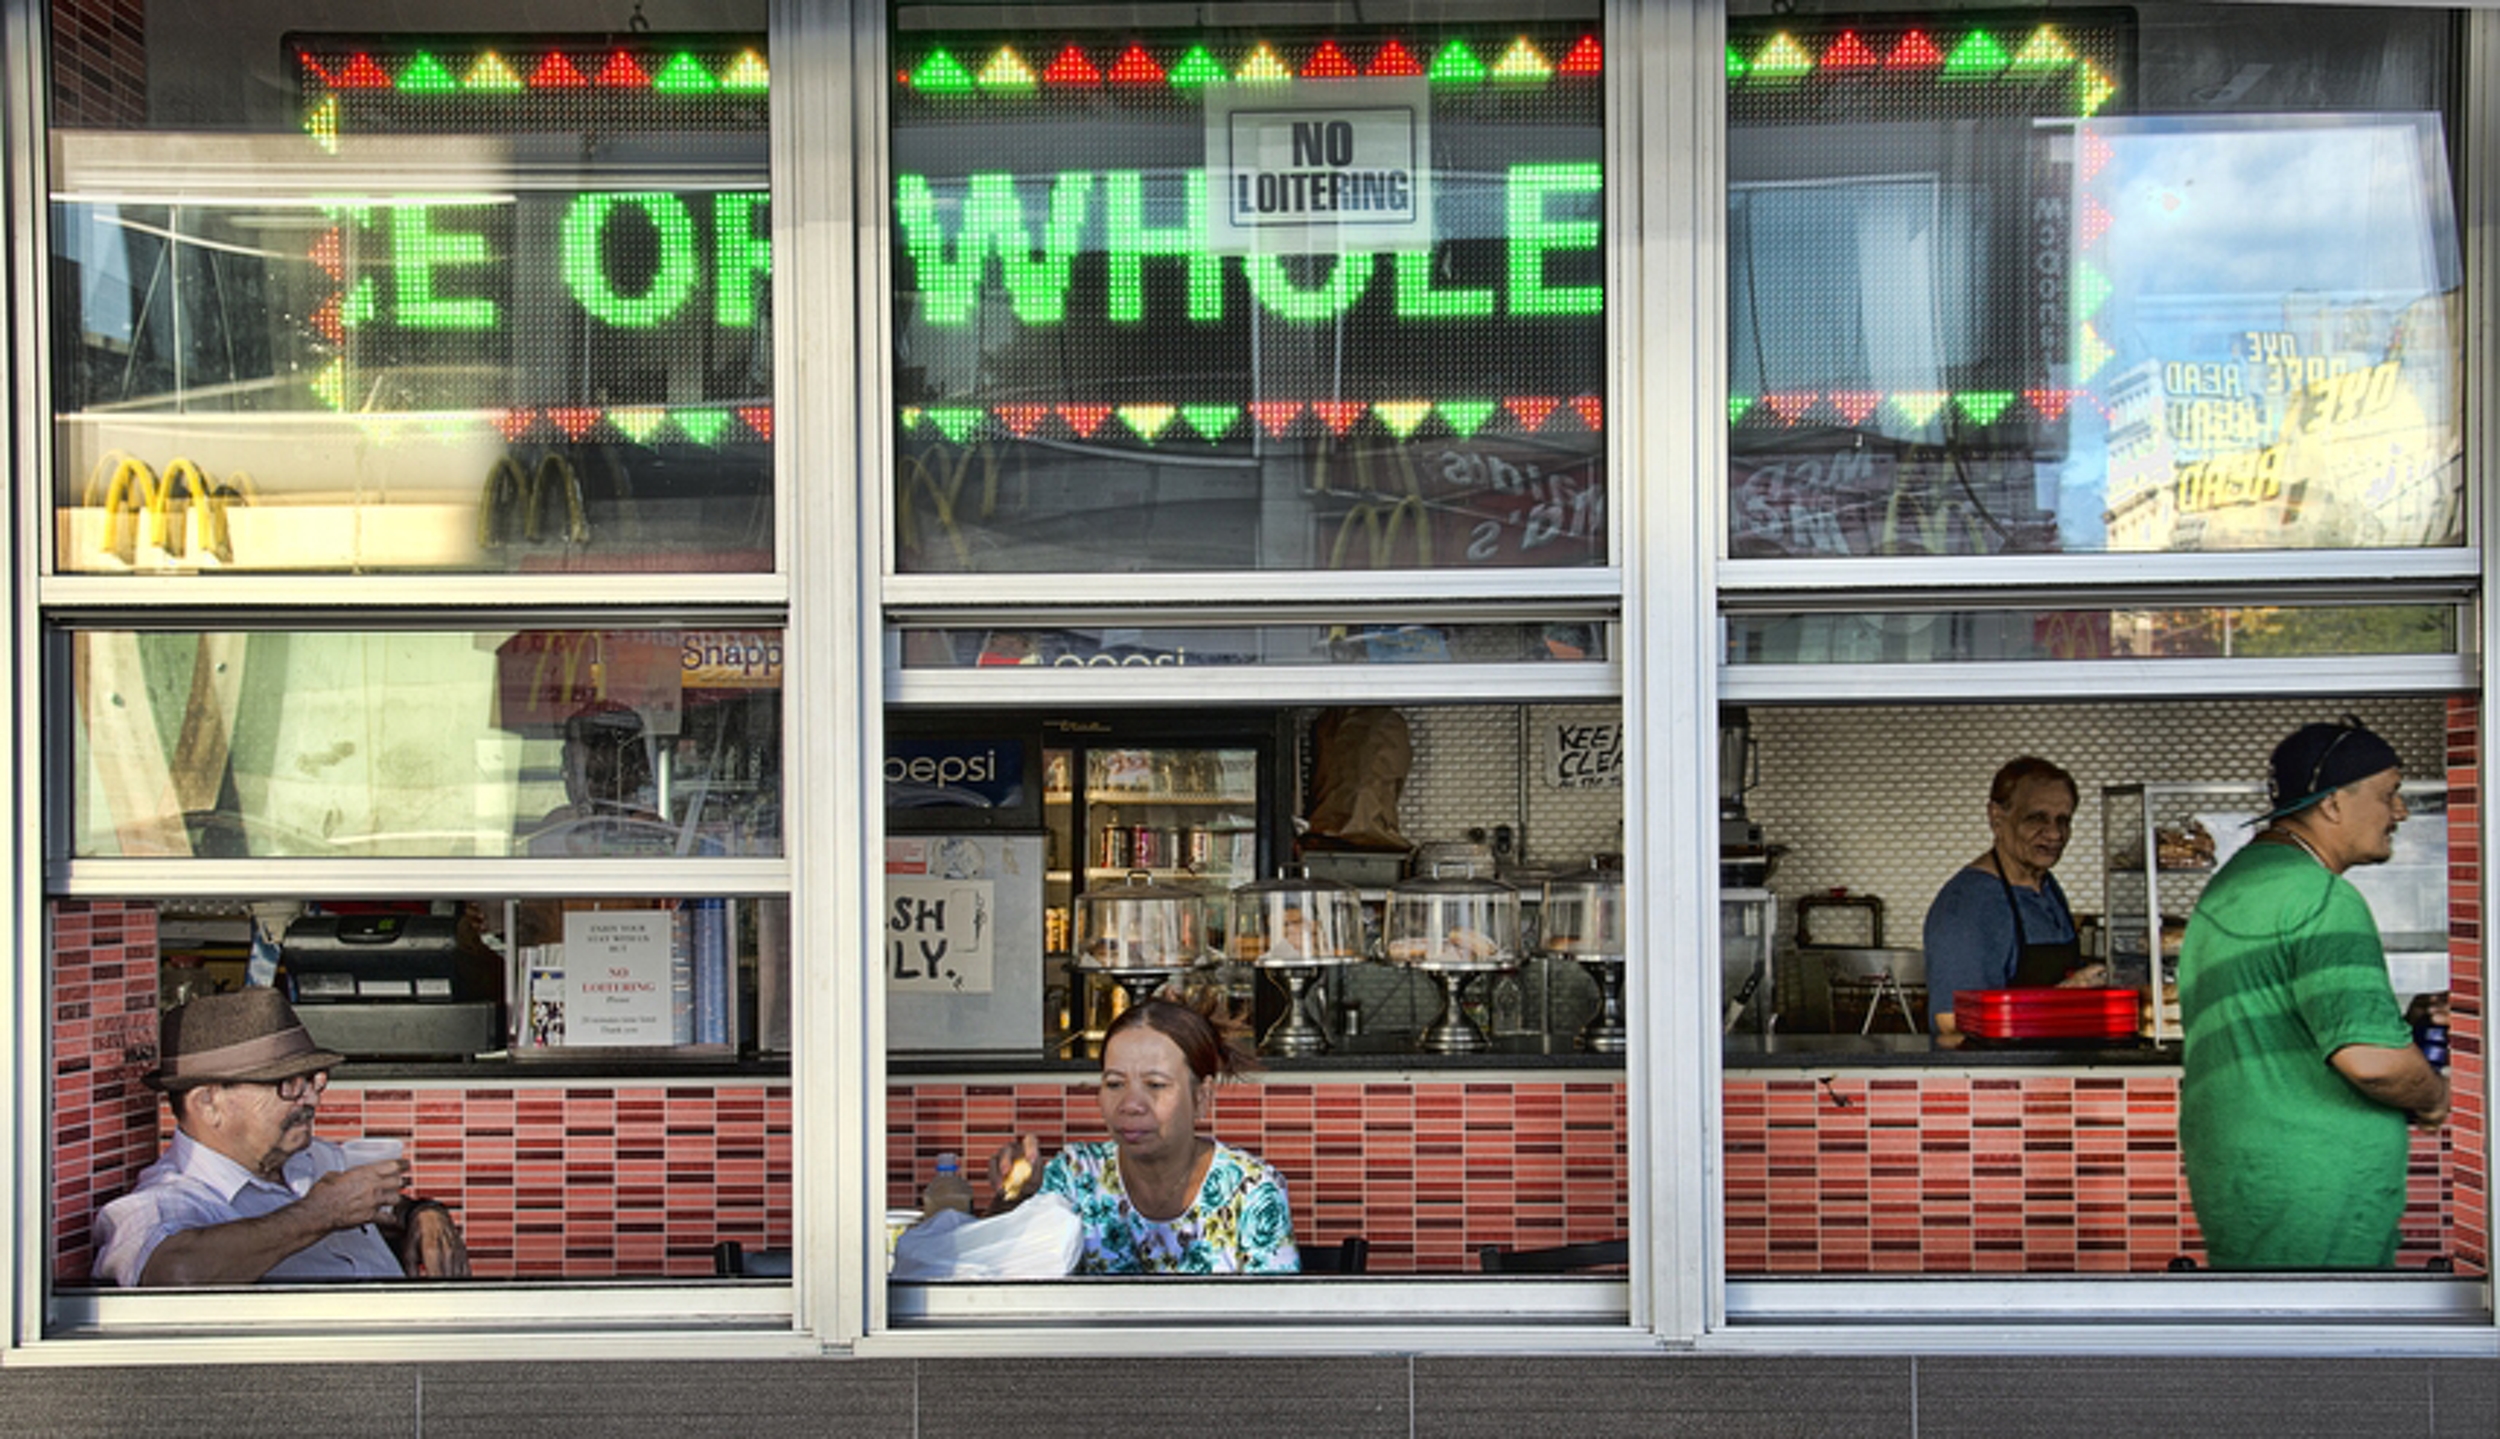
[2178,720,2449,1270]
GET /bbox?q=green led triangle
[1372,401,1431,439]
[1726,47,1749,82]
[1727,396,1754,427]
[1169,45,1228,89]
[1180,404,1241,442]
[1942,31,2012,76]
[721,50,769,91]
[1439,399,1498,438]
[310,359,346,411]
[1750,35,1814,80]
[1954,391,2015,425]
[608,407,667,442]
[396,52,460,94]
[2075,324,2114,383]
[2079,65,2117,117]
[2071,261,2112,322]
[926,406,983,443]
[673,408,731,443]
[1890,392,1947,428]
[339,276,378,328]
[463,51,524,91]
[1118,404,1177,442]
[1490,38,1552,82]
[911,48,975,95]
[977,47,1037,93]
[2009,28,2075,70]
[1429,39,1487,84]
[652,52,721,93]
[303,94,339,152]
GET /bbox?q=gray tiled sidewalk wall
[0,1353,2492,1438]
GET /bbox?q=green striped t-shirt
[2177,841,2415,1270]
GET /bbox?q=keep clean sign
[1204,78,1432,252]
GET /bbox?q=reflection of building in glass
[2099,361,2176,552]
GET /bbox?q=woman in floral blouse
[988,994,1299,1274]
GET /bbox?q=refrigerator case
[1047,733,1281,1045]
[885,833,1047,1053]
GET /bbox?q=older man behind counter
[93,988,467,1286]
[1921,756,2108,1048]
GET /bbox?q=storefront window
[66,628,783,860]
[889,6,1605,575]
[48,890,791,1298]
[1718,695,2480,1298]
[48,27,772,575]
[1725,5,2460,560]
[895,620,1612,669]
[1726,603,2460,664]
[33,0,791,1343]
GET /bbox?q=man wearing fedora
[2178,718,2450,1270]
[93,989,468,1286]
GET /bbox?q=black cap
[2259,718,2401,824]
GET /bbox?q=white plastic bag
[890,1194,1083,1281]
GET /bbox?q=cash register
[282,911,502,1059]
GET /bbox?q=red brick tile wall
[50,0,147,128]
[315,1085,793,1278]
[1724,1073,2462,1273]
[887,1080,1630,1273]
[2445,695,2486,1273]
[48,901,165,1281]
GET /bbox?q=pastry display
[1072,870,1209,971]
[1228,869,1366,965]
[1384,868,1519,969]
[1540,856,1627,958]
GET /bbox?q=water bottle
[922,1152,974,1215]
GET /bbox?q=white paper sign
[561,910,673,1045]
[1548,721,1623,790]
[887,878,996,995]
[1203,78,1432,252]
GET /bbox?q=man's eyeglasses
[264,1069,331,1101]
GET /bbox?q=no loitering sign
[1203,78,1432,252]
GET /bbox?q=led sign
[890,26,1605,452]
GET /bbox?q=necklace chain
[2266,825,2331,868]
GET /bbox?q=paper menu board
[561,909,674,1045]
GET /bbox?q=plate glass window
[890,7,1606,574]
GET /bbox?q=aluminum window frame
[3,0,834,1358]
[856,0,1658,1345]
[1699,0,2500,1345]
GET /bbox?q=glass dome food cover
[1384,867,1519,968]
[1229,867,1368,964]
[1074,870,1211,970]
[1540,855,1627,958]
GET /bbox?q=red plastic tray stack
[1952,987,2139,1041]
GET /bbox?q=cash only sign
[1202,78,1432,254]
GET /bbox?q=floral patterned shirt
[1040,1139,1300,1275]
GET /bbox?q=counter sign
[1206,79,1431,252]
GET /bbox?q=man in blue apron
[1921,756,2107,1048]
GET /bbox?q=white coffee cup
[339,1137,404,1167]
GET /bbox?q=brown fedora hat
[147,989,344,1092]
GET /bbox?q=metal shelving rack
[2103,781,2449,1046]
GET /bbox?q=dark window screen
[1727,13,2134,558]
